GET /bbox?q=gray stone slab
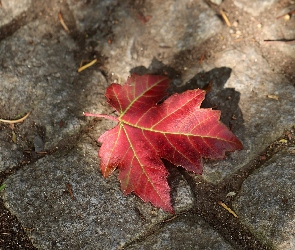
[66,0,119,32]
[262,14,295,59]
[233,148,295,249]
[68,0,222,81]
[0,0,31,27]
[0,19,109,169]
[2,138,194,249]
[200,47,295,183]
[128,215,234,250]
[233,0,276,16]
[0,141,23,171]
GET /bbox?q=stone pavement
[0,0,295,249]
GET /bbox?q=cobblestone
[0,0,294,249]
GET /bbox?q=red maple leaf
[84,74,243,213]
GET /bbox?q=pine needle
[58,11,70,33]
[0,111,31,124]
[78,59,97,73]
[220,10,231,27]
[218,201,238,218]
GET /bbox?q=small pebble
[34,135,44,152]
[209,0,223,5]
[284,14,290,21]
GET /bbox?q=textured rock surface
[128,215,235,250]
[233,0,276,16]
[0,19,110,169]
[201,47,295,183]
[0,0,295,249]
[0,0,31,27]
[3,139,194,249]
[0,141,23,172]
[68,0,222,81]
[233,149,295,249]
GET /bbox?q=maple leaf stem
[83,112,118,122]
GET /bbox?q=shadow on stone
[130,57,183,87]
[130,59,245,141]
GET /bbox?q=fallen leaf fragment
[78,59,97,73]
[85,74,243,212]
[218,201,238,218]
[226,191,236,197]
[12,131,17,143]
[0,184,6,191]
[0,111,30,124]
[279,139,287,143]
[136,11,152,24]
[267,94,279,100]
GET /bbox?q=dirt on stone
[170,0,295,85]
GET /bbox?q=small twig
[220,10,231,27]
[0,111,31,124]
[163,215,177,223]
[276,9,295,19]
[78,59,97,73]
[264,39,295,44]
[218,201,238,218]
[58,11,70,33]
[66,183,76,200]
